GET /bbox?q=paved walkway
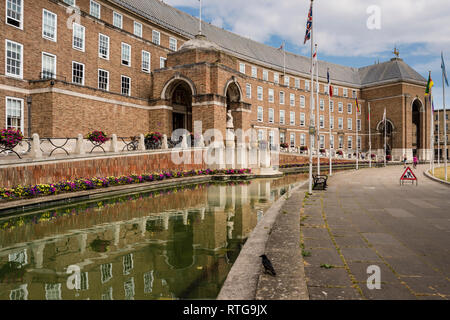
[300,164,449,300]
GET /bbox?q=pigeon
[260,254,276,276]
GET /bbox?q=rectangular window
[72,23,85,51]
[257,86,263,101]
[300,113,305,126]
[347,103,352,114]
[300,96,305,108]
[290,93,295,106]
[251,66,257,78]
[268,88,274,103]
[239,63,245,74]
[305,80,310,91]
[113,12,122,28]
[334,87,339,96]
[160,57,166,68]
[100,263,112,284]
[320,115,324,128]
[90,0,101,18]
[152,30,160,45]
[268,108,274,123]
[169,37,177,51]
[284,76,290,86]
[279,91,285,105]
[257,106,263,122]
[338,136,343,149]
[6,40,23,78]
[324,85,329,94]
[330,135,335,149]
[274,73,279,84]
[280,110,285,124]
[41,52,56,79]
[134,21,142,37]
[246,83,251,99]
[338,102,343,113]
[258,129,264,142]
[121,75,131,96]
[330,100,334,112]
[98,69,109,91]
[290,111,295,125]
[269,130,274,146]
[343,88,348,97]
[6,97,23,131]
[121,43,131,66]
[352,90,357,98]
[330,116,334,129]
[263,70,268,81]
[72,61,84,85]
[357,119,361,131]
[338,117,343,130]
[320,135,325,149]
[63,0,75,5]
[42,9,57,41]
[357,136,361,149]
[320,99,324,111]
[6,0,23,28]
[295,78,300,89]
[280,132,285,144]
[142,51,150,73]
[348,136,353,149]
[98,34,110,60]
[347,118,352,130]
[300,134,306,146]
[290,133,295,147]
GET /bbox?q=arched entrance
[411,99,423,157]
[377,119,394,156]
[225,81,241,113]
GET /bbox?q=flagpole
[283,41,286,76]
[199,0,202,35]
[431,94,435,175]
[356,105,359,170]
[438,105,440,165]
[329,80,332,176]
[308,0,314,195]
[368,102,372,168]
[444,55,448,181]
[316,44,320,175]
[384,108,387,167]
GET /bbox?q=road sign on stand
[400,167,418,186]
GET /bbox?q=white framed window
[169,37,177,51]
[290,93,295,106]
[330,116,334,129]
[320,115,324,128]
[45,283,62,300]
[124,278,135,300]
[142,50,150,73]
[357,136,361,149]
[320,99,324,111]
[152,30,160,45]
[63,0,75,6]
[338,117,343,130]
[42,9,57,41]
[280,110,285,124]
[324,85,329,94]
[338,136,344,149]
[98,69,109,91]
[6,0,23,29]
[121,43,131,66]
[269,130,275,146]
[290,111,295,125]
[121,75,131,96]
[315,82,319,93]
[352,90,357,98]
[123,253,134,275]
[9,285,28,300]
[330,100,334,112]
[134,21,142,37]
[41,52,56,79]
[357,119,361,131]
[290,133,295,147]
[239,63,245,74]
[334,87,339,96]
[257,106,263,122]
[338,102,343,113]
[72,61,84,85]
[343,88,348,97]
[5,40,23,79]
[330,135,335,149]
[300,133,306,146]
[5,97,23,132]
[268,108,274,123]
[257,86,263,101]
[72,23,85,52]
[160,57,166,68]
[274,73,279,84]
[347,103,352,114]
[246,83,251,99]
[258,129,265,142]
[320,135,325,149]
[268,88,274,103]
[263,70,268,81]
[305,80,310,91]
[295,78,300,89]
[98,34,109,60]
[284,76,290,86]
[100,263,113,284]
[90,0,101,18]
[348,136,353,149]
[347,118,352,130]
[113,11,122,28]
[144,271,154,294]
[279,91,285,105]
[300,113,305,126]
[300,95,305,108]
[280,132,285,144]
[251,66,257,78]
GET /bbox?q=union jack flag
[304,2,313,44]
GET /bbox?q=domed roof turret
[178,34,221,52]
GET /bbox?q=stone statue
[226,109,234,129]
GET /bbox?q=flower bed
[0,168,252,202]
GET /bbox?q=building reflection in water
[0,174,306,300]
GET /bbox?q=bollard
[29,133,42,159]
[138,134,145,151]
[109,134,119,153]
[74,134,85,155]
[162,134,168,149]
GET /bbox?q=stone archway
[411,98,423,157]
[377,119,395,156]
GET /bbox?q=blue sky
[167,0,450,110]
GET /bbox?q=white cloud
[165,0,450,57]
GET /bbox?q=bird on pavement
[259,254,276,276]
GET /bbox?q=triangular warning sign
[400,167,417,181]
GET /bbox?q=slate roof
[110,0,427,88]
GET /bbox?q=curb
[423,169,450,186]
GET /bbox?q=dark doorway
[412,99,422,155]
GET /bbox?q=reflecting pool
[0,174,306,300]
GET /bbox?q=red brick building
[0,0,431,160]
